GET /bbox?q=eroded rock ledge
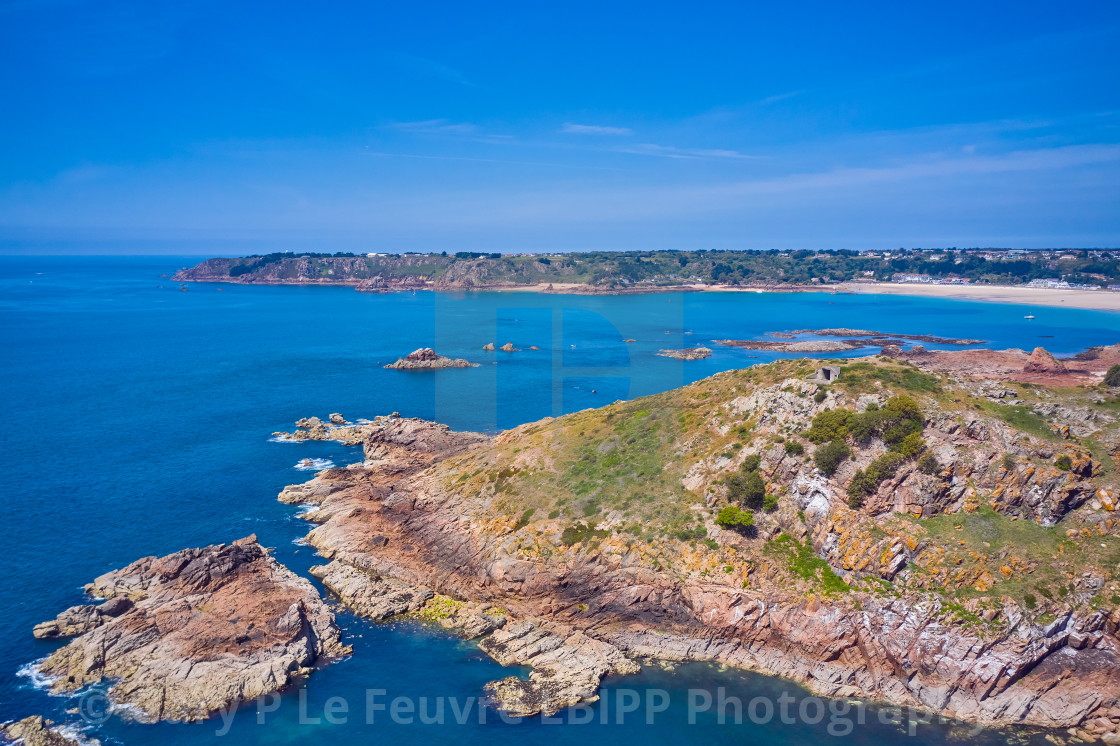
[30,536,349,723]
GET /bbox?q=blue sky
[2,1,1119,254]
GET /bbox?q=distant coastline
[171,250,1120,311]
[173,273,1120,311]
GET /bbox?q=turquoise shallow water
[2,255,1118,745]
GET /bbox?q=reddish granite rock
[31,536,349,723]
[1024,346,1069,374]
[385,348,478,370]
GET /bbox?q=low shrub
[716,505,755,532]
[805,409,853,444]
[814,439,852,476]
[740,453,762,473]
[726,470,766,509]
[560,522,608,546]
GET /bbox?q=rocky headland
[385,348,478,370]
[273,348,1120,739]
[29,536,348,722]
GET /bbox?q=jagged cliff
[276,352,1120,740]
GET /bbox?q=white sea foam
[294,458,335,471]
[16,659,57,691]
[56,724,103,746]
[108,701,149,722]
[268,434,303,443]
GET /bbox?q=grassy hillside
[434,356,1120,622]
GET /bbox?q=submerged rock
[385,348,478,370]
[30,536,349,723]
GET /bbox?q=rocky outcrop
[719,329,984,354]
[780,328,985,345]
[33,597,132,639]
[271,415,368,444]
[499,342,518,352]
[717,338,854,352]
[480,620,640,717]
[657,347,712,360]
[355,275,427,293]
[30,536,349,723]
[310,561,433,621]
[482,342,495,351]
[0,716,92,746]
[1025,346,1069,374]
[384,348,478,370]
[887,343,1120,386]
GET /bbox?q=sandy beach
[825,281,1120,311]
[495,280,1120,311]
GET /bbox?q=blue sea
[3,255,1118,745]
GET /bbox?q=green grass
[835,361,941,395]
[913,506,1063,555]
[977,401,1058,441]
[1084,436,1115,476]
[767,535,849,594]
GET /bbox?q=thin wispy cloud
[618,143,763,160]
[560,123,633,136]
[760,90,801,105]
[387,119,478,135]
[474,143,1120,224]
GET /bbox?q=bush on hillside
[716,505,755,532]
[814,439,852,476]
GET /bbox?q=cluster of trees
[801,395,936,507]
[719,452,780,533]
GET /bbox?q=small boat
[1024,314,1035,319]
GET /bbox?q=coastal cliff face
[171,254,586,290]
[279,353,1120,740]
[31,536,349,722]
